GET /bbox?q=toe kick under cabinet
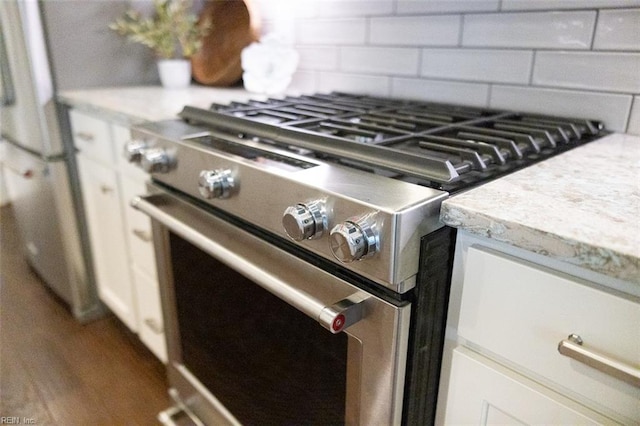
[437,232,640,425]
[70,109,167,363]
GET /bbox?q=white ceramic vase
[157,59,191,89]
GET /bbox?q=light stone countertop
[441,133,640,284]
[58,85,265,125]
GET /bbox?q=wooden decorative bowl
[191,0,260,86]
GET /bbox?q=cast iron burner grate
[185,92,606,192]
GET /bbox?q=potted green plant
[110,0,209,88]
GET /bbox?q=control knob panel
[282,201,327,241]
[198,169,235,199]
[124,139,148,164]
[329,217,379,263]
[140,148,174,174]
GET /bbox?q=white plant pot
[157,59,191,89]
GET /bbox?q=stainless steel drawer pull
[100,185,113,194]
[2,163,34,179]
[133,228,151,242]
[75,131,95,142]
[143,318,164,334]
[558,334,640,387]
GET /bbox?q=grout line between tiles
[529,50,537,86]
[590,10,599,50]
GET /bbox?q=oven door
[133,185,412,426]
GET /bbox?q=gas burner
[177,92,605,192]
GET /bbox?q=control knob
[198,169,235,199]
[141,148,174,174]
[124,139,148,164]
[282,201,327,241]
[329,218,379,263]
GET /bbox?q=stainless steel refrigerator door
[1,142,101,320]
[0,0,63,156]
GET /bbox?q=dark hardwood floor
[0,205,170,425]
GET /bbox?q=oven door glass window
[170,233,349,425]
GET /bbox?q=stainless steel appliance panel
[0,0,54,154]
[132,121,448,292]
[135,187,412,426]
[2,144,73,304]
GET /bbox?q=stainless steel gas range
[127,93,605,425]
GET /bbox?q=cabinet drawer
[120,175,157,279]
[133,267,167,363]
[69,110,113,164]
[458,246,640,422]
[441,346,615,425]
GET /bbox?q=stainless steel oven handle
[158,405,205,426]
[132,195,368,334]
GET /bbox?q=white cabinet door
[69,109,114,164]
[458,246,640,421]
[442,347,617,425]
[132,266,167,363]
[119,174,157,279]
[77,156,137,330]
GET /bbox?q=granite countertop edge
[440,202,639,284]
[440,133,640,285]
[57,85,264,125]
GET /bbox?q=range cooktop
[178,92,606,192]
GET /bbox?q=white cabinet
[76,156,137,330]
[132,266,167,362]
[443,346,612,425]
[119,173,167,362]
[437,233,640,425]
[71,109,167,362]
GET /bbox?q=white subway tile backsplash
[490,85,632,131]
[462,11,596,49]
[396,0,499,14]
[288,71,318,95]
[593,9,640,51]
[316,0,394,17]
[370,15,461,46]
[318,72,390,96]
[391,77,489,106]
[340,47,420,76]
[297,47,339,71]
[255,0,318,20]
[296,19,366,45]
[627,96,640,135]
[502,0,640,10]
[282,1,638,131]
[421,48,532,84]
[533,52,640,93]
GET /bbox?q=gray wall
[41,1,159,90]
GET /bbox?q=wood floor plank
[1,206,170,425]
[0,341,56,424]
